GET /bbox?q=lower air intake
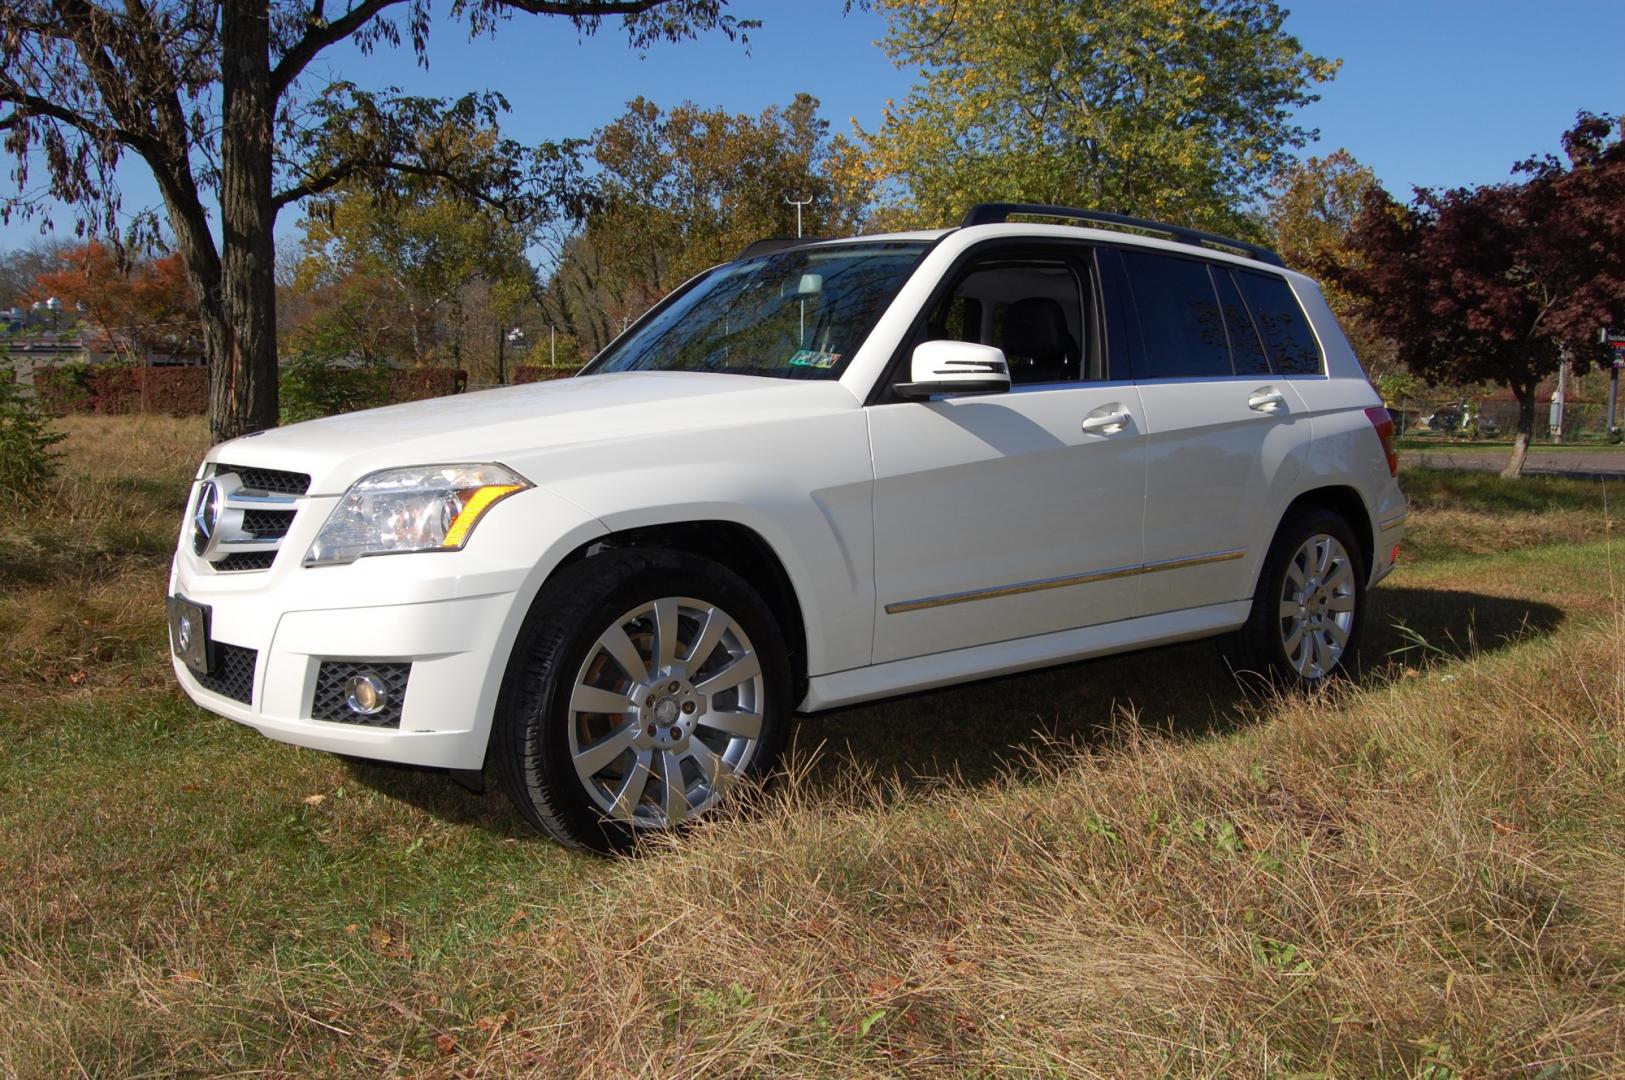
[311,661,411,728]
[196,643,257,704]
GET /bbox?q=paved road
[1401,448,1625,478]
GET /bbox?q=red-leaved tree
[27,241,204,362]
[1340,112,1625,477]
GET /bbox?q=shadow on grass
[798,586,1564,790]
[340,586,1564,827]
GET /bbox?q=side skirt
[799,600,1252,712]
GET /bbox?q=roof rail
[734,236,830,260]
[960,203,1284,267]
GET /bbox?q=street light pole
[785,194,813,239]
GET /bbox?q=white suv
[169,204,1407,850]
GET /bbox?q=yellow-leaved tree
[857,0,1339,235]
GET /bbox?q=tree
[27,241,203,361]
[1267,150,1396,377]
[854,0,1337,233]
[1340,113,1625,478]
[542,93,869,357]
[1,1,752,442]
[290,129,540,378]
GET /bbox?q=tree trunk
[214,0,280,443]
[1501,383,1536,479]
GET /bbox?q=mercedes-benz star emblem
[176,611,193,653]
[192,480,219,556]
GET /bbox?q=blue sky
[2,0,1621,252]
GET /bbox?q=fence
[1390,398,1623,443]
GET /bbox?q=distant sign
[1612,335,1625,370]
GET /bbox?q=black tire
[492,548,792,853]
[1228,508,1367,687]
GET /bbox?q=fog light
[345,672,388,716]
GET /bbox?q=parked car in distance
[169,203,1407,851]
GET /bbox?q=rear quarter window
[1118,249,1233,379]
[1234,270,1324,376]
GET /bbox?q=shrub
[384,367,466,402]
[510,366,576,385]
[88,365,208,416]
[279,351,392,424]
[0,368,66,494]
[32,362,96,414]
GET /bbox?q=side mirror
[895,340,1011,399]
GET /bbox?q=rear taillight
[1365,406,1398,476]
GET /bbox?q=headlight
[304,463,531,566]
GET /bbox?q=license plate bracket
[167,595,213,675]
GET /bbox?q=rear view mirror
[895,340,1011,399]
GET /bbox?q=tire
[1229,508,1367,687]
[493,548,792,852]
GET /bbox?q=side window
[922,258,1091,385]
[1118,249,1233,379]
[1234,270,1324,375]
[1215,269,1272,375]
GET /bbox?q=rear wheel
[1230,509,1366,686]
[494,549,791,852]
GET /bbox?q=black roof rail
[960,202,1284,267]
[734,236,831,260]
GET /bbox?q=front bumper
[168,477,608,770]
[171,588,523,768]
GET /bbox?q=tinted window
[1119,250,1232,379]
[1216,269,1271,375]
[1234,270,1323,375]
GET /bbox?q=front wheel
[1229,509,1366,686]
[493,549,791,852]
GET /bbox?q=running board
[799,601,1251,712]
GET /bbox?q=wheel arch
[1270,485,1375,582]
[519,518,811,705]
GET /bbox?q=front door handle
[1248,386,1288,413]
[1081,403,1132,434]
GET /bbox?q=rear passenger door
[1099,247,1316,615]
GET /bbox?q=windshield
[582,242,929,379]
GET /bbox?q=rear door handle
[1248,387,1288,413]
[1081,403,1132,434]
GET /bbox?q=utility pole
[1604,327,1623,441]
[1552,349,1570,443]
[785,194,813,239]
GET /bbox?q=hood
[207,371,861,495]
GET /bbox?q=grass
[1,419,1622,1076]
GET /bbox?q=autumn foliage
[25,242,203,362]
[1339,112,1625,476]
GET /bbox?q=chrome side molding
[885,549,1247,614]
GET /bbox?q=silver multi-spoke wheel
[1278,533,1357,679]
[567,596,765,830]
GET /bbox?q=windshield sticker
[788,349,842,369]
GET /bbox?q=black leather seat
[1002,297,1078,383]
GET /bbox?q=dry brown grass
[0,415,207,698]
[432,616,1625,1078]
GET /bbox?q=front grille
[215,552,277,572]
[217,463,310,496]
[195,463,311,575]
[196,642,257,704]
[240,509,297,539]
[311,661,411,728]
